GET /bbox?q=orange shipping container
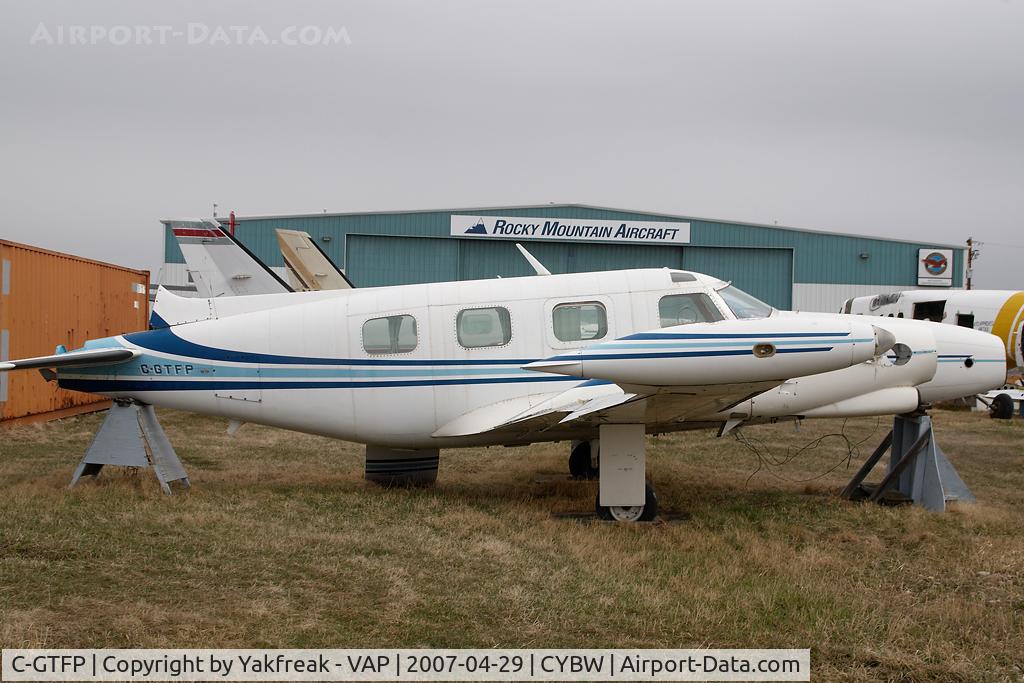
[0,240,149,425]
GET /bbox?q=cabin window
[362,314,417,354]
[457,307,512,348]
[658,293,724,327]
[552,302,608,342]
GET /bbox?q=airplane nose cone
[873,326,897,356]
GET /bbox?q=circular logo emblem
[922,252,948,276]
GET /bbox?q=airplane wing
[170,220,292,297]
[276,229,354,291]
[433,380,777,439]
[435,315,893,440]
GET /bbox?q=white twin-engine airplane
[843,289,1024,372]
[0,266,1006,521]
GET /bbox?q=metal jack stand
[840,412,974,512]
[69,400,190,495]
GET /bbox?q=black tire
[595,481,659,522]
[991,393,1014,420]
[568,441,598,480]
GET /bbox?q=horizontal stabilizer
[0,347,138,371]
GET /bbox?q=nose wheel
[595,481,659,522]
[568,440,599,479]
[598,481,659,524]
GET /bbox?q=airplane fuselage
[57,269,1006,449]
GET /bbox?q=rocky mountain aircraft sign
[451,215,690,245]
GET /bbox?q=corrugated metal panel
[458,240,542,280]
[689,219,964,287]
[683,246,793,309]
[0,329,8,402]
[0,240,149,424]
[791,282,920,314]
[346,235,458,287]
[567,243,683,273]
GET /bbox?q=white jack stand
[69,400,190,495]
[841,413,974,512]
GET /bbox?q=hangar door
[346,235,458,287]
[682,246,792,309]
[458,241,683,280]
[348,235,687,286]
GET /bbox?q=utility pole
[966,237,980,290]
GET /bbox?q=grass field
[1,408,1022,681]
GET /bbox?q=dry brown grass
[1,409,1023,681]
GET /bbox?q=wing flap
[432,383,627,438]
[433,380,781,440]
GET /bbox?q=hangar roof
[161,203,964,249]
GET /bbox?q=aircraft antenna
[515,243,551,276]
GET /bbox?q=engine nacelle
[526,317,890,387]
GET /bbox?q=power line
[979,241,1024,250]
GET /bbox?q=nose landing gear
[595,480,659,522]
[589,424,660,523]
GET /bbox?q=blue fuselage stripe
[58,375,577,393]
[622,331,852,340]
[123,329,534,366]
[554,347,832,362]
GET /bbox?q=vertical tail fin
[275,229,354,290]
[169,219,292,297]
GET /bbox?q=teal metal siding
[346,235,458,287]
[162,205,964,292]
[683,247,793,309]
[459,240,557,280]
[688,220,963,288]
[347,237,683,286]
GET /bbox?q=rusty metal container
[0,240,149,425]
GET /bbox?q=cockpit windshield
[717,285,774,319]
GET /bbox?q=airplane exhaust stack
[521,359,584,377]
[873,326,897,356]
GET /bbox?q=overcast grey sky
[1,0,1021,288]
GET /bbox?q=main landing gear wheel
[595,481,659,522]
[568,441,598,480]
[990,393,1014,420]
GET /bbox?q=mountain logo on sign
[464,219,488,235]
[922,252,948,276]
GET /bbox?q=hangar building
[159,204,965,312]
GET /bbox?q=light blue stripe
[67,355,536,379]
[600,337,874,350]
